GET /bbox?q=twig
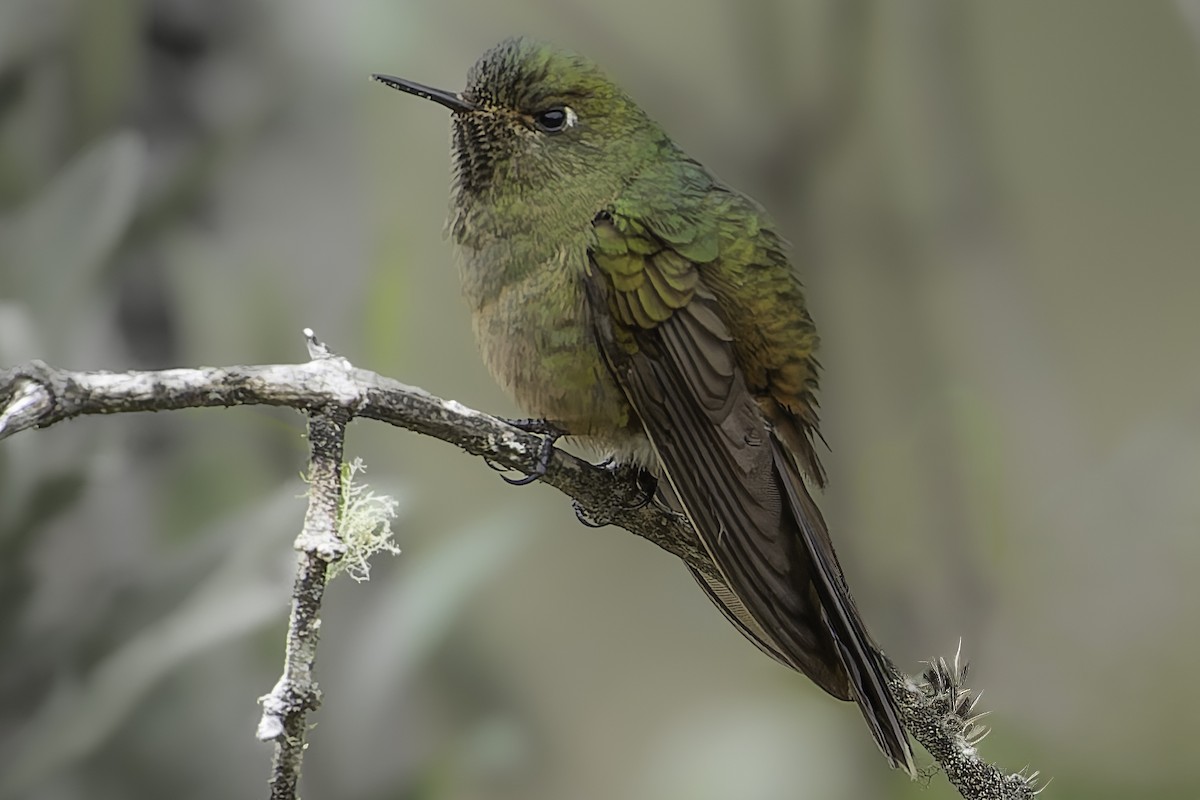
[255,332,351,800]
[892,643,1042,798]
[0,331,1040,799]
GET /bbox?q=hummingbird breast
[456,235,651,463]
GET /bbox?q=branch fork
[0,330,1041,800]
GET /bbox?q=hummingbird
[373,37,915,774]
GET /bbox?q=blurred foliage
[2,1,1200,798]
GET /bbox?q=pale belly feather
[466,252,657,465]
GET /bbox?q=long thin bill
[371,74,475,113]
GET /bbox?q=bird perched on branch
[373,37,914,774]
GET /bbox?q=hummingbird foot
[627,466,659,510]
[494,418,568,486]
[598,460,659,510]
[501,418,568,437]
[569,464,658,529]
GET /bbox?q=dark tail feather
[770,437,916,776]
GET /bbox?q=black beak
[371,74,475,113]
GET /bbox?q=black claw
[627,467,658,510]
[502,470,541,486]
[567,460,658,527]
[572,500,608,528]
[600,461,659,511]
[497,418,566,486]
[483,457,509,473]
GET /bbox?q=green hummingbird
[373,37,914,774]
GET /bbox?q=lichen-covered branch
[892,645,1042,798]
[0,333,1040,800]
[0,346,708,578]
[255,336,352,800]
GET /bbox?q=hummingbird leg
[501,418,567,437]
[497,418,568,486]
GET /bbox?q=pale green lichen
[327,458,401,582]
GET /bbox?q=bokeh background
[3,1,1199,798]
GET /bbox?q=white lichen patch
[487,428,528,456]
[255,675,289,741]
[305,360,363,406]
[443,399,482,418]
[0,380,50,434]
[327,458,401,582]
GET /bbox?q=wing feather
[586,199,915,773]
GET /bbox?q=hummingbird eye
[533,106,575,134]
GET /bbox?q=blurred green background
[3,1,1200,798]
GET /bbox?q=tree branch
[253,334,352,799]
[0,332,1040,799]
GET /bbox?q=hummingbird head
[374,38,669,241]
